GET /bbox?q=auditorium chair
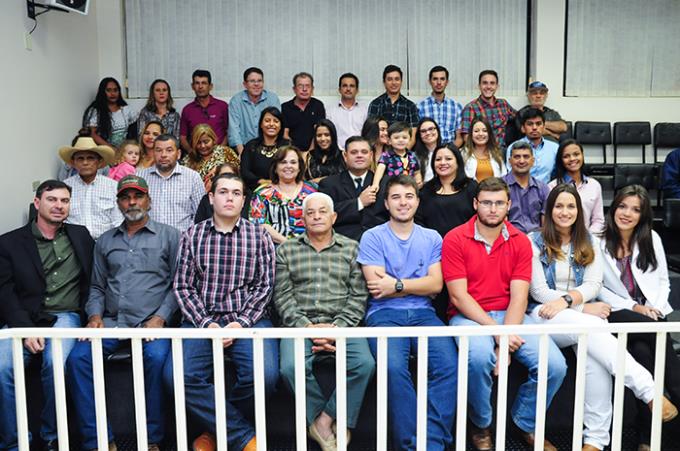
[574,121,612,167]
[664,198,680,273]
[653,122,680,164]
[613,121,652,164]
[613,164,660,207]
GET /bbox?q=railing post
[650,331,668,451]
[416,336,428,451]
[293,337,307,451]
[12,337,29,451]
[336,337,348,451]
[455,335,469,451]
[50,338,70,451]
[171,338,188,451]
[211,338,228,450]
[130,338,148,451]
[495,334,510,451]
[252,337,267,451]
[571,333,588,451]
[376,336,388,451]
[611,332,628,450]
[533,334,549,451]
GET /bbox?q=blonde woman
[183,123,239,192]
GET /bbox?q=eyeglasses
[478,200,508,209]
[420,126,437,134]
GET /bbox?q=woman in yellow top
[183,123,240,192]
[461,117,506,181]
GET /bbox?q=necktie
[354,177,363,194]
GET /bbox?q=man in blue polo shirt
[358,174,456,451]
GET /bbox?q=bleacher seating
[613,121,652,164]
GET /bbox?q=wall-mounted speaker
[47,0,89,15]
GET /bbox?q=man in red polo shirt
[441,177,566,451]
[179,69,229,154]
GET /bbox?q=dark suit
[319,170,389,241]
[0,222,94,328]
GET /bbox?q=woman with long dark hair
[599,184,680,449]
[83,77,138,148]
[137,79,180,139]
[529,184,677,451]
[413,117,442,182]
[240,107,290,191]
[307,119,345,183]
[461,116,506,181]
[361,116,389,169]
[549,138,604,233]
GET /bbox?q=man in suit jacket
[319,136,388,241]
[0,180,94,451]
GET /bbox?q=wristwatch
[395,279,404,293]
[562,294,574,307]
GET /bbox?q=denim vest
[528,231,586,289]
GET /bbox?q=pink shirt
[548,175,605,234]
[108,162,137,181]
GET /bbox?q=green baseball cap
[117,175,149,196]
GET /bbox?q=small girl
[108,140,141,181]
[370,121,422,191]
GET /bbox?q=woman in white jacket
[461,117,507,181]
[599,184,680,450]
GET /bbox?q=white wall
[0,0,102,232]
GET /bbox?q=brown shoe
[148,445,160,451]
[243,437,257,451]
[192,432,216,451]
[647,395,679,422]
[637,444,651,451]
[582,445,601,451]
[470,426,493,451]
[519,431,557,451]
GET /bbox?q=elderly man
[282,72,326,151]
[275,192,375,450]
[60,136,122,239]
[0,180,94,451]
[168,173,278,451]
[137,133,205,231]
[66,175,179,451]
[516,81,566,142]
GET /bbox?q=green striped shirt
[274,233,368,328]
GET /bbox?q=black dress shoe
[44,439,59,451]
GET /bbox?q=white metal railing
[3,321,680,451]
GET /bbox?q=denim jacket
[529,231,586,289]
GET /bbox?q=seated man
[506,108,559,184]
[662,147,680,199]
[275,192,375,450]
[167,173,278,451]
[514,81,567,143]
[66,175,179,451]
[358,175,457,451]
[502,142,550,233]
[60,136,122,239]
[318,136,379,241]
[442,177,566,451]
[0,180,94,451]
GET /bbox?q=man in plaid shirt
[167,172,277,451]
[417,66,463,145]
[368,65,419,146]
[456,69,517,149]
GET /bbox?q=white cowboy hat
[58,137,116,167]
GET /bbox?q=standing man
[137,134,205,231]
[368,65,419,147]
[282,72,326,151]
[228,67,281,155]
[456,69,516,149]
[442,177,566,451]
[60,136,122,239]
[417,66,463,145]
[516,81,566,142]
[168,173,278,451]
[326,73,368,150]
[180,69,229,155]
[506,108,559,184]
[319,136,379,241]
[502,142,550,233]
[0,180,94,451]
[358,175,457,451]
[66,175,179,451]
[275,192,374,450]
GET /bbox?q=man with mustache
[0,180,94,451]
[66,175,180,451]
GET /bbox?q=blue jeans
[366,308,457,451]
[66,338,170,449]
[449,311,567,432]
[0,312,81,451]
[162,319,279,451]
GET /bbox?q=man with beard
[441,177,566,451]
[0,180,94,451]
[357,175,457,451]
[137,134,204,231]
[417,66,463,145]
[66,175,179,451]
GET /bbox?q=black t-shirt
[281,98,326,150]
[415,180,478,237]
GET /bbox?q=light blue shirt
[357,222,441,317]
[228,89,281,147]
[506,136,559,184]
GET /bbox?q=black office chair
[653,122,680,164]
[614,164,659,207]
[663,199,680,272]
[559,120,573,143]
[574,121,612,176]
[613,121,652,164]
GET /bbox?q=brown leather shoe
[519,431,557,451]
[647,395,679,422]
[470,426,493,451]
[582,445,601,451]
[192,432,216,451]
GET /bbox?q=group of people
[1,64,679,451]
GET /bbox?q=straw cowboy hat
[58,137,116,167]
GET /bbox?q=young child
[371,121,422,190]
[108,140,141,181]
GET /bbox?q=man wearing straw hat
[0,180,94,451]
[59,136,122,239]
[66,175,179,451]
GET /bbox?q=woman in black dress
[307,119,345,183]
[240,106,290,191]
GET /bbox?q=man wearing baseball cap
[514,81,567,142]
[60,136,122,239]
[66,174,180,451]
